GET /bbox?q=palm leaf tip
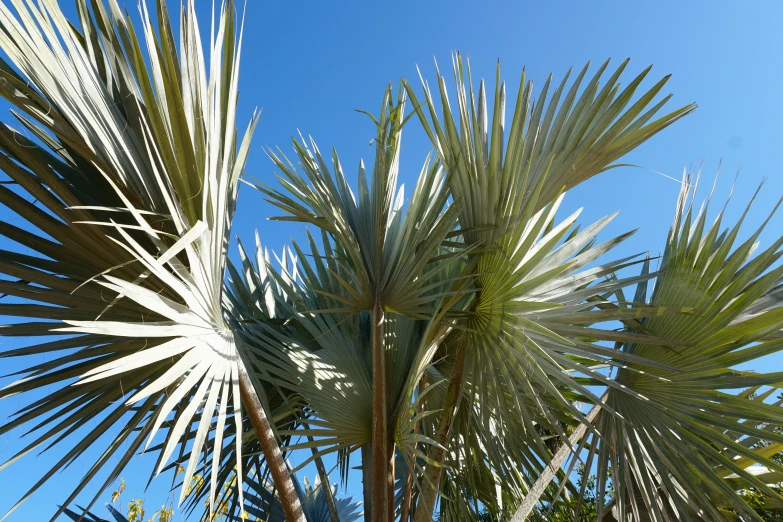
[404,54,696,215]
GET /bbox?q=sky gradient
[1,0,782,520]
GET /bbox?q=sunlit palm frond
[398,55,696,522]
[404,54,696,216]
[413,205,678,520]
[251,86,462,318]
[579,174,783,521]
[0,0,260,518]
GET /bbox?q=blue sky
[1,0,783,520]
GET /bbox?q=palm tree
[2,1,783,522]
[0,1,302,521]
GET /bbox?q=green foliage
[571,179,783,521]
[1,1,783,521]
[536,466,599,522]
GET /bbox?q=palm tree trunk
[362,443,373,522]
[509,399,604,522]
[412,339,467,522]
[371,296,392,522]
[304,424,341,522]
[237,364,305,522]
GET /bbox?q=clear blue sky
[1,0,783,520]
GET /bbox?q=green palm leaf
[404,54,696,215]
[577,175,783,521]
[400,55,696,521]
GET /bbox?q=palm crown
[1,2,782,522]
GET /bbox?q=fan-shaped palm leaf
[0,1,303,520]
[399,55,696,522]
[573,175,783,521]
[404,54,696,216]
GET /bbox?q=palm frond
[250,85,462,317]
[579,174,783,521]
[398,55,696,521]
[404,54,696,215]
[0,0,260,518]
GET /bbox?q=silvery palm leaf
[0,0,282,519]
[404,54,696,216]
[575,175,783,521]
[408,192,690,521]
[400,55,697,521]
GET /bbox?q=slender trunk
[509,399,604,522]
[362,443,373,522]
[238,364,305,522]
[303,423,341,522]
[412,339,467,522]
[371,295,391,522]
